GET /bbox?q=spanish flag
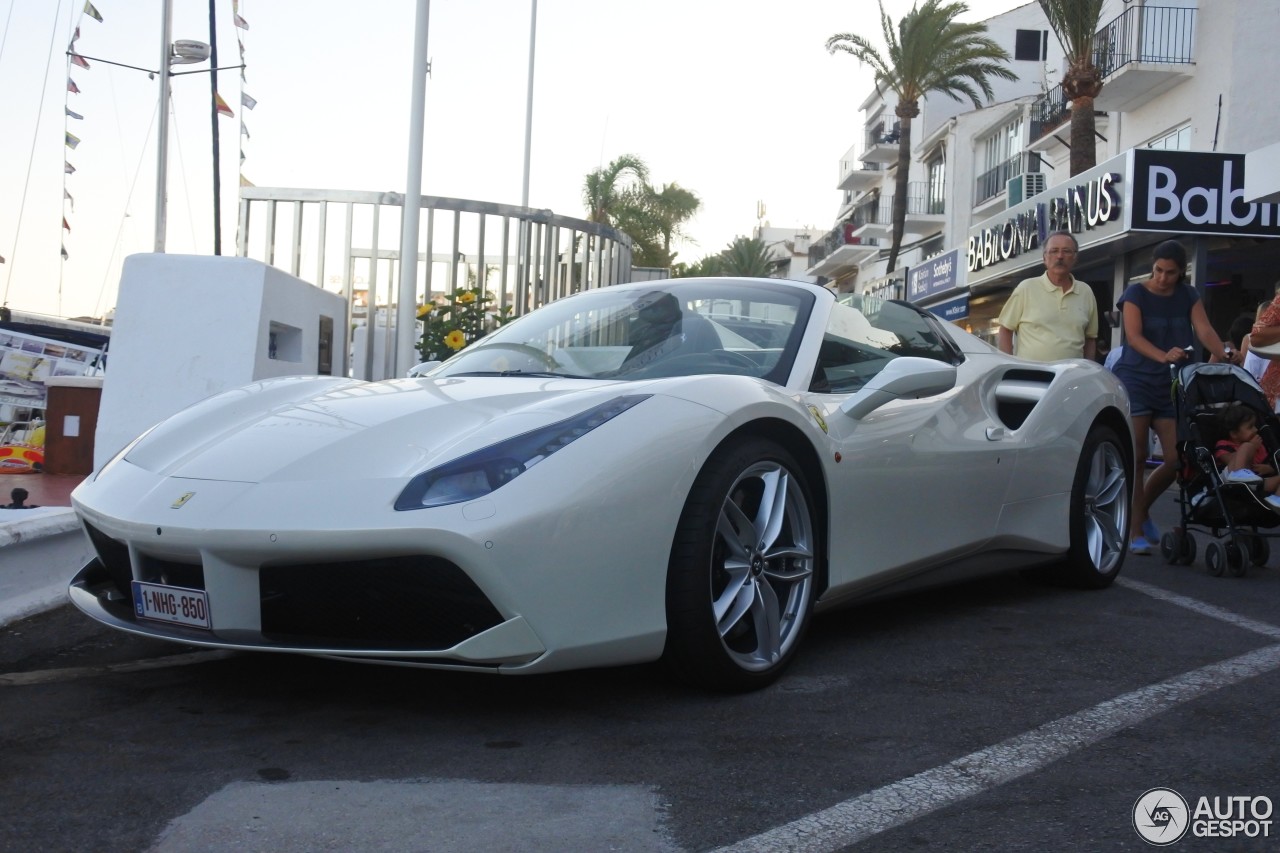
[214,92,234,118]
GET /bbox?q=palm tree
[615,182,702,268]
[582,154,649,226]
[719,236,778,277]
[1038,0,1107,176]
[827,0,1016,271]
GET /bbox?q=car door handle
[986,426,1008,441]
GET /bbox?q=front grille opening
[84,522,133,598]
[259,556,503,649]
[138,555,205,591]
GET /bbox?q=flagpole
[154,0,172,253]
[207,0,222,255]
[396,0,430,376]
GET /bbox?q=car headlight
[394,395,651,510]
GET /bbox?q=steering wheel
[710,349,759,370]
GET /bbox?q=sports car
[69,277,1132,690]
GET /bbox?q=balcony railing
[1029,6,1194,141]
[1095,5,1196,77]
[807,224,880,269]
[975,153,1037,206]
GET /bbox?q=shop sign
[1131,149,1280,237]
[967,154,1126,281]
[906,249,960,303]
[929,293,969,321]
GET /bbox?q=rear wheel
[1053,425,1130,588]
[664,438,817,691]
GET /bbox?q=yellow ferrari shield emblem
[171,492,196,509]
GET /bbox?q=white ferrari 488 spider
[69,277,1132,690]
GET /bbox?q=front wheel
[664,438,818,691]
[1053,424,1130,588]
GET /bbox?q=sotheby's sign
[966,149,1280,287]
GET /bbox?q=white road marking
[1117,576,1280,640]
[716,643,1280,852]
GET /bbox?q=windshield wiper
[449,370,593,379]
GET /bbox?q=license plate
[131,581,211,630]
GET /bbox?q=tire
[664,438,818,691]
[1177,531,1197,566]
[1206,541,1226,577]
[1052,425,1130,588]
[1247,534,1270,566]
[1159,531,1176,563]
[1226,542,1247,577]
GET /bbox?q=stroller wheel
[1206,541,1227,577]
[1177,532,1196,565]
[1247,534,1270,567]
[1159,532,1176,563]
[1161,530,1196,565]
[1226,541,1248,577]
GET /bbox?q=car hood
[121,376,655,483]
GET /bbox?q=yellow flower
[416,303,433,319]
[445,330,466,350]
[458,291,477,304]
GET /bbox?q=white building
[809,0,1280,348]
[753,225,825,282]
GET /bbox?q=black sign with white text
[1131,150,1280,237]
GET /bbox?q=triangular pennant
[240,91,256,110]
[214,92,234,118]
[65,132,81,150]
[63,217,71,232]
[83,1,103,23]
[239,174,255,188]
[70,53,90,69]
[64,188,75,211]
[61,245,69,260]
[67,77,80,94]
[70,25,80,45]
[66,107,84,120]
[234,13,249,30]
[240,121,250,139]
[64,161,76,175]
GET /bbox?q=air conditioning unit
[1006,172,1048,207]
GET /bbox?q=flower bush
[416,286,512,362]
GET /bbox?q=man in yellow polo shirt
[997,231,1099,362]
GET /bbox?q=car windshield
[432,280,816,384]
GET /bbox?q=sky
[0,0,1025,320]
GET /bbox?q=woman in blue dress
[1112,240,1238,554]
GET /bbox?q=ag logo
[170,491,196,509]
[1134,787,1190,845]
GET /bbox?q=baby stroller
[1161,362,1280,576]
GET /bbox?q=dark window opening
[1015,29,1047,61]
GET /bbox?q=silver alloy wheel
[711,460,815,671]
[1082,438,1129,573]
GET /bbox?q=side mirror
[407,361,441,378]
[839,357,957,420]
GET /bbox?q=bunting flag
[63,217,71,233]
[61,245,69,260]
[83,1,103,23]
[66,107,84,120]
[70,53,90,69]
[234,13,249,30]
[69,25,80,45]
[65,189,75,211]
[0,255,6,264]
[67,78,80,94]
[239,175,254,188]
[240,148,245,164]
[214,92,234,118]
[64,161,76,174]
[240,91,256,110]
[240,122,250,139]
[65,132,81,150]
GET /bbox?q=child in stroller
[1214,403,1280,508]
[1163,363,1280,576]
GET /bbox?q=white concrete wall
[94,254,348,470]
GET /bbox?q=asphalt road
[3,492,1279,852]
